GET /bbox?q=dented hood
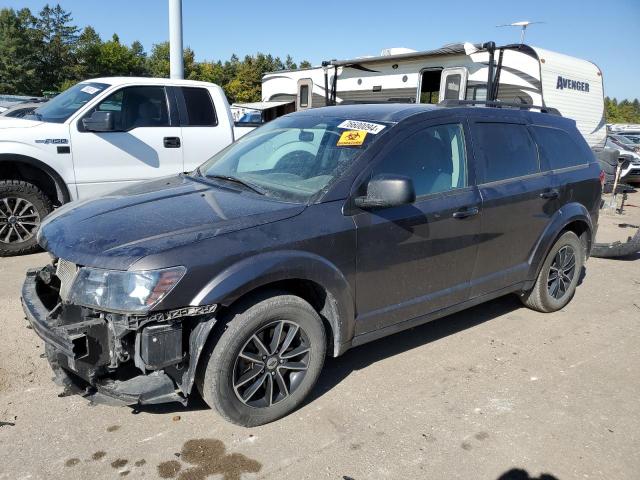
[39,175,305,270]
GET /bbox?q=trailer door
[439,67,468,102]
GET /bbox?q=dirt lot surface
[1,197,639,479]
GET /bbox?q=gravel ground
[0,199,639,480]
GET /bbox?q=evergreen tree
[34,3,79,91]
[0,8,39,94]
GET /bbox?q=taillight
[599,170,606,187]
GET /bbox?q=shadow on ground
[136,294,524,415]
[307,294,523,404]
[497,468,559,480]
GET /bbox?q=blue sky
[5,0,639,99]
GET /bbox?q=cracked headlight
[67,266,186,313]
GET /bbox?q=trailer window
[443,74,462,100]
[300,85,309,108]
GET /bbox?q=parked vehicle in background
[0,77,244,256]
[0,101,47,119]
[605,135,640,181]
[262,41,606,149]
[610,133,640,151]
[0,94,45,113]
[22,103,601,426]
[231,101,297,139]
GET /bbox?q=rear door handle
[539,189,559,199]
[452,206,479,219]
[163,136,181,148]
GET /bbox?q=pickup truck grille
[56,259,78,302]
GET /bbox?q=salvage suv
[0,77,238,257]
[22,104,601,426]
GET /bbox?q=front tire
[199,293,326,427]
[520,231,584,313]
[0,180,52,257]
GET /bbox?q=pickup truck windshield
[30,82,110,123]
[199,115,388,202]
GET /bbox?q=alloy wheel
[547,245,576,300]
[233,320,311,408]
[0,197,41,244]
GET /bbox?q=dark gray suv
[22,104,602,426]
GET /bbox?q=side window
[474,123,539,183]
[443,74,462,100]
[181,87,217,126]
[371,123,468,198]
[94,86,169,130]
[299,85,309,108]
[530,126,588,170]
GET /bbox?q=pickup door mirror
[354,174,416,210]
[82,111,115,132]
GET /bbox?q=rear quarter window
[473,123,539,183]
[530,125,590,170]
[181,87,217,126]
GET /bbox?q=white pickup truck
[0,77,249,256]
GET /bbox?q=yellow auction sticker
[337,130,367,147]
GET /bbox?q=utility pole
[168,0,184,79]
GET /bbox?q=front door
[353,120,481,335]
[70,85,183,199]
[468,121,556,296]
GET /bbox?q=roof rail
[439,99,562,116]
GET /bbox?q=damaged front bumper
[21,267,217,407]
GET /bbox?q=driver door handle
[164,136,181,148]
[539,189,559,200]
[452,206,479,219]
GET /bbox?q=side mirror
[82,111,115,132]
[354,174,416,210]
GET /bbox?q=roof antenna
[496,21,544,44]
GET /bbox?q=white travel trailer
[262,42,606,147]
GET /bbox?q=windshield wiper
[204,174,266,195]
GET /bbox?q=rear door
[70,85,183,198]
[469,119,557,297]
[176,86,232,173]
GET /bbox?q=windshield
[29,82,110,123]
[198,115,388,202]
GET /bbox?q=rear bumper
[21,269,186,406]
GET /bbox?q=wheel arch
[526,202,594,284]
[191,251,356,358]
[0,154,71,205]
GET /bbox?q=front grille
[56,259,78,302]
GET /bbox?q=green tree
[146,41,195,78]
[73,26,102,80]
[34,3,79,91]
[0,8,39,94]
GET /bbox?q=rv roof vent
[380,47,417,56]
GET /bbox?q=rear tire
[520,231,584,313]
[198,293,326,427]
[0,180,52,257]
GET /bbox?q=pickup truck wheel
[198,293,326,427]
[520,231,584,313]
[0,180,52,257]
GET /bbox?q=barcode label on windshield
[337,120,386,134]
